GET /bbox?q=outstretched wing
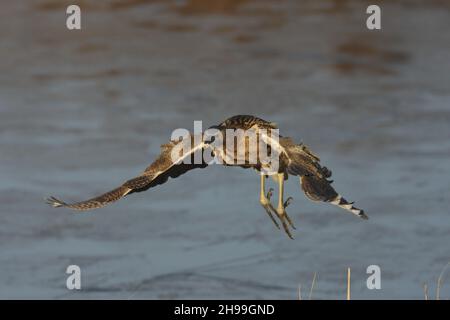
[46,134,210,211]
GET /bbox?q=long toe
[262,205,280,229]
[284,212,296,230]
[281,219,294,239]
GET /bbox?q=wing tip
[359,210,369,220]
[45,196,67,208]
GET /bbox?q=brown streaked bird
[46,115,367,239]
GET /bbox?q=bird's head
[208,124,223,130]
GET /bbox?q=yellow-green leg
[259,174,280,229]
[276,173,296,239]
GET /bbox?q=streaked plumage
[47,115,367,239]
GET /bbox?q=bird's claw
[284,196,293,208]
[266,188,273,200]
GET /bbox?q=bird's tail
[300,175,368,220]
[329,194,368,220]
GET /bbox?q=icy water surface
[0,0,449,299]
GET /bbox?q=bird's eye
[206,136,215,144]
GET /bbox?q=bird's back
[218,115,277,131]
[212,115,278,171]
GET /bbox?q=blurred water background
[0,0,449,299]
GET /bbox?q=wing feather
[46,135,209,211]
[278,137,331,178]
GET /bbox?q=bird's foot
[260,194,280,230]
[276,198,296,239]
[283,197,296,230]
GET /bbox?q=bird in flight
[47,115,367,239]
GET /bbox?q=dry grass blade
[347,267,351,300]
[298,283,302,300]
[309,272,317,300]
[436,261,450,300]
[423,283,429,300]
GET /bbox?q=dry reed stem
[347,267,351,300]
[309,272,317,300]
[423,283,429,300]
[436,261,450,300]
[298,283,302,300]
